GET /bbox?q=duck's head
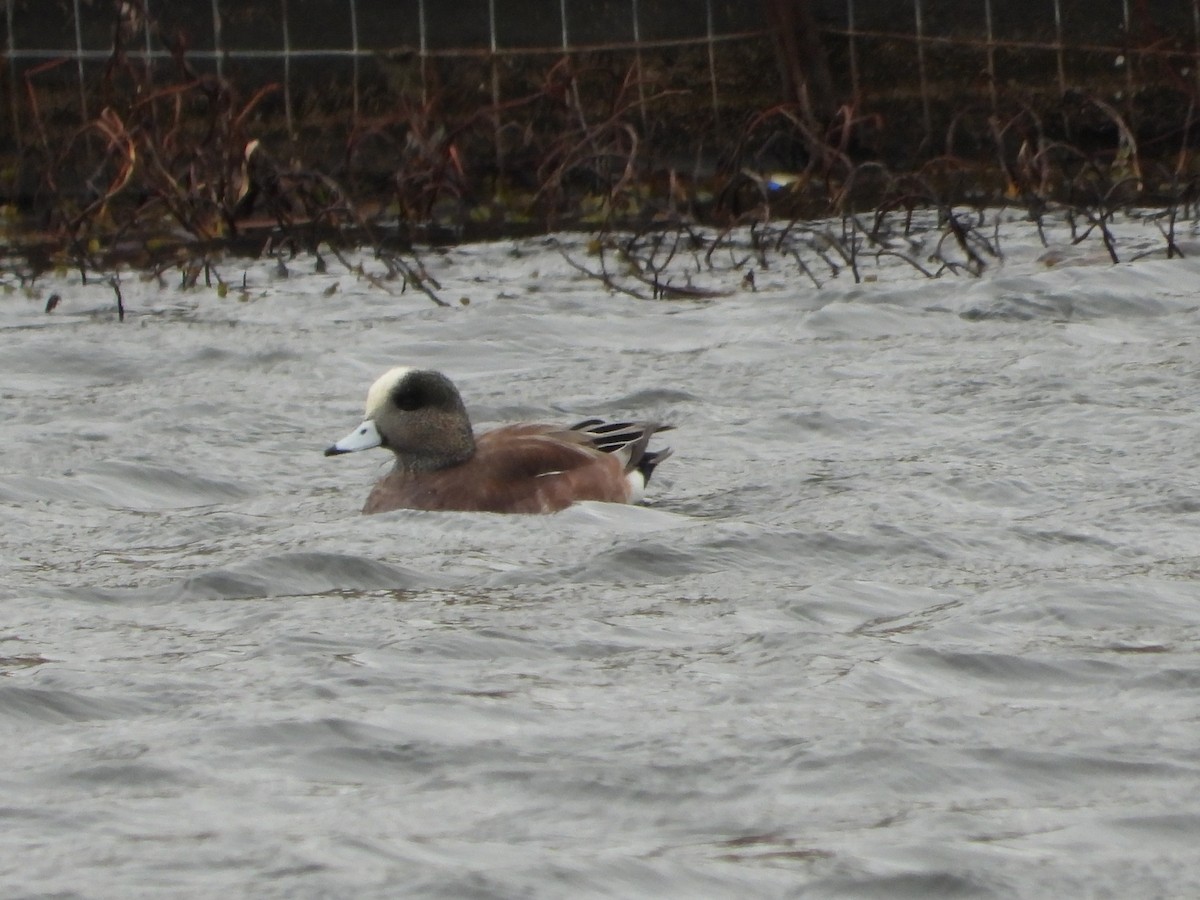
[325,367,475,469]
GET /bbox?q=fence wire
[3,0,1199,224]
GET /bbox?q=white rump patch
[625,470,647,503]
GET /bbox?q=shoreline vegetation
[2,4,1198,313]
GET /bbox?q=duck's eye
[392,387,423,411]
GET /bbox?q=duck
[325,367,673,514]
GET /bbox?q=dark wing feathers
[569,419,673,458]
[563,418,673,484]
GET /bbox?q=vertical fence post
[1193,0,1200,96]
[489,0,503,178]
[281,0,294,137]
[632,0,648,129]
[210,0,223,80]
[913,0,931,143]
[705,0,720,135]
[983,0,997,115]
[72,0,87,121]
[142,0,156,87]
[6,0,20,147]
[418,0,428,105]
[1121,0,1134,96]
[1052,0,1067,94]
[561,0,587,133]
[348,0,360,120]
[847,0,860,109]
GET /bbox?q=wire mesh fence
[2,0,1198,248]
[3,1,770,144]
[6,1,1197,137]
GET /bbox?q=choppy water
[3,218,1200,898]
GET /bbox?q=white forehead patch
[364,366,413,416]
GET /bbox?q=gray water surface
[3,226,1199,898]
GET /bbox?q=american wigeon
[325,368,673,514]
